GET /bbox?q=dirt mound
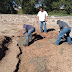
[0,14,72,72]
[17,34,32,47]
[17,29,72,72]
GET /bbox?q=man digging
[23,24,35,46]
[56,20,71,45]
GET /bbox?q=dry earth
[18,29,72,72]
[0,15,72,72]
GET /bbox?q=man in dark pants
[56,20,71,45]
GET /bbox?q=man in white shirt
[37,7,48,32]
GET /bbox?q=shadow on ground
[29,33,44,46]
[59,38,72,45]
[0,36,11,60]
[14,47,22,72]
[47,28,55,32]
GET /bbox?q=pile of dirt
[17,33,32,47]
[17,29,72,72]
[0,14,72,72]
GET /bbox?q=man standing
[37,7,48,32]
[56,20,71,45]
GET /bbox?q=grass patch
[48,12,72,16]
[17,10,72,16]
[18,10,23,14]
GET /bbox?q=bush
[51,10,66,14]
[65,5,72,14]
[0,0,17,14]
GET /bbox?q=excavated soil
[0,15,72,72]
[18,29,72,72]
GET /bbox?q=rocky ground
[0,15,72,72]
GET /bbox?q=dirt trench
[0,36,11,60]
[0,28,72,72]
[0,36,21,72]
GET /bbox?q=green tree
[22,0,38,14]
[14,0,72,14]
[59,0,72,14]
[14,0,23,6]
[47,0,72,14]
[0,0,17,14]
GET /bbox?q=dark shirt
[57,20,69,30]
[23,24,34,34]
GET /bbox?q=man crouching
[56,20,71,45]
[23,24,35,46]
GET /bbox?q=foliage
[0,0,17,14]
[22,0,39,14]
[21,0,72,14]
[0,0,72,14]
[59,0,72,14]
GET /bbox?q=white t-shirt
[37,11,48,21]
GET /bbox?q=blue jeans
[26,28,35,39]
[56,27,71,45]
[39,21,47,32]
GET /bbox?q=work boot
[29,34,32,41]
[53,42,59,45]
[23,38,29,46]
